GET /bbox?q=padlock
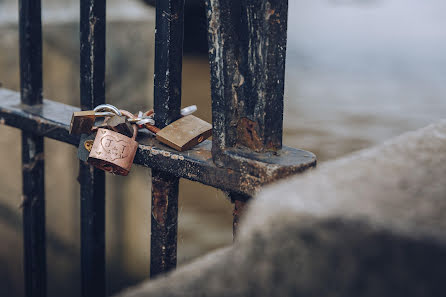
[155,115,212,151]
[106,115,134,138]
[77,116,110,162]
[69,104,122,135]
[77,133,96,162]
[70,111,99,135]
[88,112,139,176]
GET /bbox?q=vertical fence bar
[79,0,106,296]
[205,0,289,234]
[239,0,288,151]
[204,0,242,164]
[150,0,185,278]
[229,193,249,238]
[19,0,46,296]
[205,0,288,155]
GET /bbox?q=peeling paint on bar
[147,146,185,160]
[151,0,185,278]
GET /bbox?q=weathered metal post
[205,0,289,234]
[79,0,106,296]
[150,0,185,278]
[19,0,46,296]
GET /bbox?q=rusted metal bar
[79,0,106,296]
[230,193,250,238]
[239,0,288,151]
[206,0,291,234]
[22,132,46,297]
[205,0,289,158]
[204,0,241,165]
[0,88,316,195]
[150,0,185,278]
[19,0,46,296]
[150,170,179,276]
[153,0,184,128]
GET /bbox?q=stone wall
[117,120,446,297]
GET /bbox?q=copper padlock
[88,113,138,176]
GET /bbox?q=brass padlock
[88,123,138,176]
[77,133,96,162]
[156,115,212,151]
[70,111,98,135]
[70,104,121,135]
[77,116,111,162]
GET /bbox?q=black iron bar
[0,88,316,196]
[239,0,288,151]
[150,0,185,278]
[19,0,46,296]
[204,0,242,165]
[150,170,179,276]
[229,193,250,238]
[79,0,106,296]
[206,0,288,156]
[206,0,290,235]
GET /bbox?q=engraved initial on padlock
[88,111,139,176]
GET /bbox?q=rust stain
[152,178,172,226]
[233,200,247,236]
[236,117,263,151]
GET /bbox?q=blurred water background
[1,0,446,296]
[284,0,446,159]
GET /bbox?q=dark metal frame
[0,0,316,296]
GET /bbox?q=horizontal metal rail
[0,88,316,195]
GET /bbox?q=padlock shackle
[119,110,139,140]
[134,109,160,134]
[94,104,122,116]
[180,105,197,116]
[94,111,116,117]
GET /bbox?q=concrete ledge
[117,120,446,297]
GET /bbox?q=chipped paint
[147,146,185,161]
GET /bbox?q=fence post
[79,0,106,296]
[150,0,185,278]
[205,0,289,234]
[19,0,46,296]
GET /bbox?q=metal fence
[0,0,316,296]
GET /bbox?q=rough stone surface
[117,120,446,297]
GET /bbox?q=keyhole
[84,140,94,152]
